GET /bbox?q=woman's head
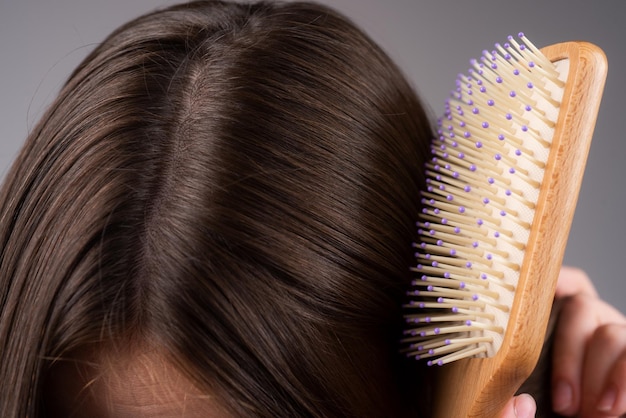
[0,1,432,416]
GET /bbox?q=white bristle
[402,33,569,366]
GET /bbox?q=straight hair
[0,1,433,417]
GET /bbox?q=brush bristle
[402,33,568,366]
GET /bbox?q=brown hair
[0,1,433,416]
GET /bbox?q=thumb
[500,394,536,418]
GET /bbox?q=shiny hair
[0,1,433,416]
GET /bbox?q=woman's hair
[0,1,433,417]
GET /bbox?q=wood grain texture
[429,42,608,418]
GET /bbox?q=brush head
[402,33,569,366]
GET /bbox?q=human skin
[500,267,626,418]
[551,267,626,418]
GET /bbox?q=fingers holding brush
[551,267,626,417]
[581,322,626,416]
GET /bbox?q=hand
[499,394,537,418]
[552,267,626,417]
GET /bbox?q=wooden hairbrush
[402,34,607,417]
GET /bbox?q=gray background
[1,1,625,309]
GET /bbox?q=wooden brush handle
[429,41,608,418]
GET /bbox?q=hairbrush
[402,33,607,417]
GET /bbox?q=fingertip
[596,383,617,412]
[552,379,573,413]
[514,393,536,418]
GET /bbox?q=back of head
[0,1,432,416]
